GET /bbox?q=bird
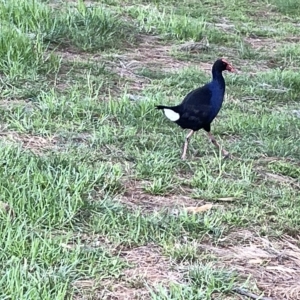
[156,58,235,160]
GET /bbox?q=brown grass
[119,180,202,213]
[0,131,59,154]
[73,244,182,300]
[202,231,300,299]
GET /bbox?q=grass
[271,0,300,15]
[0,0,300,299]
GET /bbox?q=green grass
[150,264,237,299]
[0,0,300,299]
[271,0,300,15]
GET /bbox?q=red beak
[226,64,236,73]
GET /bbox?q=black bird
[156,58,235,160]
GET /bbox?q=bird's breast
[208,88,225,120]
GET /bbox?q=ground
[0,0,300,299]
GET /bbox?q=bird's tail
[155,105,180,121]
[156,105,171,110]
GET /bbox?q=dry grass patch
[73,244,181,300]
[0,131,59,154]
[119,180,201,213]
[202,230,300,299]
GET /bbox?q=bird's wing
[181,83,212,120]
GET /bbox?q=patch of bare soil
[0,131,59,154]
[74,244,182,300]
[119,180,202,213]
[202,230,300,300]
[118,244,181,299]
[177,36,210,53]
[283,37,300,43]
[0,99,29,109]
[121,35,190,70]
[244,37,280,52]
[104,35,214,92]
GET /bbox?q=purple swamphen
[156,58,235,160]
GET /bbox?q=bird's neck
[212,69,225,89]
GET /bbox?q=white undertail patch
[163,109,180,121]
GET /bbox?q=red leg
[207,132,229,158]
[181,130,194,160]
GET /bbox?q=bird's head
[214,58,235,73]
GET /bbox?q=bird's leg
[207,132,230,158]
[181,130,194,160]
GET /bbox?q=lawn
[0,0,300,299]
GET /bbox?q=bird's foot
[181,155,187,160]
